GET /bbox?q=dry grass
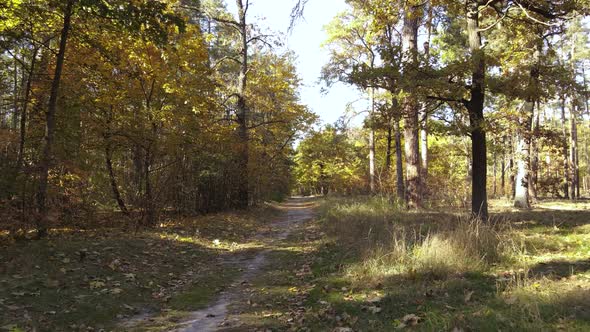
[320,197,515,286]
[310,196,590,330]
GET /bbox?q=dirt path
[121,197,316,331]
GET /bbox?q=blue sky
[226,0,367,126]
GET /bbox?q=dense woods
[294,0,590,219]
[2,0,589,233]
[0,0,314,235]
[3,1,590,331]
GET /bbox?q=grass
[0,204,280,332]
[285,196,590,331]
[3,196,590,331]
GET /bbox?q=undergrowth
[321,196,515,284]
[309,196,590,330]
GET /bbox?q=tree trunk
[570,101,579,200]
[105,142,129,215]
[583,64,589,116]
[507,135,515,199]
[385,119,392,172]
[369,88,376,194]
[420,3,433,185]
[561,98,570,199]
[501,145,506,196]
[466,1,488,219]
[420,114,428,182]
[401,3,421,208]
[36,0,75,237]
[369,128,376,193]
[514,102,533,209]
[12,56,19,130]
[144,147,154,225]
[493,150,497,197]
[104,107,129,215]
[17,49,38,170]
[514,42,541,209]
[467,154,473,193]
[529,103,540,202]
[394,117,404,200]
[235,0,250,208]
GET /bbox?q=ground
[1,197,590,331]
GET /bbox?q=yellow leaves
[89,280,106,289]
[0,1,22,31]
[395,314,421,329]
[204,33,215,43]
[124,273,136,281]
[108,259,121,271]
[110,288,124,295]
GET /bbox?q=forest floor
[0,199,313,332]
[2,197,590,331]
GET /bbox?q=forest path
[170,197,317,331]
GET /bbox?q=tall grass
[320,196,514,285]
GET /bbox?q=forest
[1,0,590,331]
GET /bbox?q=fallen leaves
[464,290,474,303]
[108,259,121,271]
[89,280,106,289]
[367,306,382,314]
[110,288,124,295]
[504,294,518,305]
[395,314,420,329]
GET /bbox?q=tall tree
[401,1,422,208]
[464,0,488,218]
[322,7,380,194]
[36,0,75,237]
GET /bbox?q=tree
[36,0,75,237]
[323,7,380,194]
[400,1,422,208]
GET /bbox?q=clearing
[3,197,590,331]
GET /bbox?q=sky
[225,0,367,126]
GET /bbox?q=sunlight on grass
[156,233,265,252]
[311,196,590,331]
[0,205,282,332]
[321,197,512,285]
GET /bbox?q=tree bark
[514,102,533,209]
[493,150,497,197]
[401,3,421,208]
[104,107,129,216]
[105,143,129,215]
[501,143,506,196]
[394,116,404,200]
[17,49,38,170]
[12,56,19,130]
[465,1,488,219]
[36,0,75,237]
[420,118,428,178]
[420,3,433,185]
[369,89,376,194]
[514,42,541,209]
[570,101,579,200]
[529,102,540,202]
[561,98,570,199]
[144,146,154,224]
[235,0,250,208]
[385,119,392,172]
